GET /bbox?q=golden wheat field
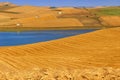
[0,27,120,79]
[0,5,120,28]
[0,3,120,79]
[0,6,84,27]
[0,67,120,80]
[100,16,120,26]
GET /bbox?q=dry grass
[100,16,120,26]
[0,5,120,79]
[0,15,11,22]
[0,67,120,80]
[0,5,120,27]
[21,18,83,27]
[0,18,83,27]
[56,7,89,14]
[0,27,120,71]
[0,6,84,27]
[0,2,16,6]
[0,6,53,18]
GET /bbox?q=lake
[0,29,97,46]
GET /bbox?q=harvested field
[100,16,120,26]
[0,6,120,27]
[0,67,120,80]
[0,3,120,79]
[0,6,85,27]
[56,7,89,14]
[0,27,120,72]
[58,13,103,26]
[0,15,11,22]
[21,18,83,27]
[0,18,83,27]
[0,6,55,18]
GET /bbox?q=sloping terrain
[0,15,83,27]
[90,6,120,16]
[0,2,17,14]
[56,7,88,14]
[0,6,84,27]
[0,15,11,22]
[0,6,60,19]
[58,13,103,27]
[0,2,16,7]
[57,7,105,27]
[0,5,120,28]
[100,16,120,26]
[0,27,120,72]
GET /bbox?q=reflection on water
[0,29,97,46]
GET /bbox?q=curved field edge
[0,27,119,72]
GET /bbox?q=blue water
[0,29,96,46]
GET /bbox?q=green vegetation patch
[93,7,120,16]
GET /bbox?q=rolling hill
[0,27,120,72]
[0,4,120,28]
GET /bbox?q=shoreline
[0,26,118,32]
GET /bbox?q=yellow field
[0,5,120,79]
[0,67,119,80]
[0,27,119,71]
[57,7,89,14]
[0,27,119,79]
[0,6,84,27]
[0,5,120,28]
[100,16,120,26]
[1,17,83,27]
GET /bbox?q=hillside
[0,2,16,7]
[0,6,84,27]
[0,2,120,79]
[100,16,120,26]
[0,27,120,72]
[0,5,120,28]
[90,6,120,16]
